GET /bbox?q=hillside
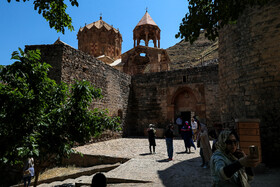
[166,31,218,70]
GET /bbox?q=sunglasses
[225,140,237,145]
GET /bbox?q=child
[23,157,35,187]
[147,124,156,154]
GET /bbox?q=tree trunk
[33,164,40,187]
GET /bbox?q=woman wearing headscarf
[210,130,259,187]
[147,124,156,154]
[199,122,212,168]
[181,121,194,153]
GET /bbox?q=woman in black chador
[147,124,156,154]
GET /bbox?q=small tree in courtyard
[0,48,120,186]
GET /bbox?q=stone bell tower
[133,10,161,48]
[121,10,170,75]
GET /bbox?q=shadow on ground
[158,157,212,187]
[158,157,280,187]
[54,184,74,187]
[156,159,170,163]
[176,151,196,154]
[139,153,153,156]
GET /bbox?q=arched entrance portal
[167,85,206,136]
[173,88,197,124]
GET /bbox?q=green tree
[7,0,79,34]
[176,0,268,44]
[0,49,120,186]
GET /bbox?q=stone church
[26,1,280,165]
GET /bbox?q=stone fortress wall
[26,43,131,125]
[218,0,280,164]
[125,65,220,136]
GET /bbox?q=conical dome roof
[133,11,161,48]
[136,11,158,27]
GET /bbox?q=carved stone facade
[77,16,122,64]
[219,0,280,164]
[122,45,170,75]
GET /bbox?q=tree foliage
[176,0,268,44]
[7,0,79,34]
[0,49,120,186]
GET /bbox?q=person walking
[180,121,193,154]
[165,124,174,161]
[23,157,35,187]
[197,121,212,168]
[147,124,156,154]
[210,130,259,187]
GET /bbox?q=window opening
[140,53,146,57]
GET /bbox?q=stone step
[13,163,122,187]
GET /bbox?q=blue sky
[0,0,189,65]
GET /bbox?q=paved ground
[37,138,280,187]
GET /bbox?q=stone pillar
[145,31,149,46]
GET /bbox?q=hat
[149,124,154,128]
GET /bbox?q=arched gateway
[168,86,206,126]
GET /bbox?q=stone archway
[172,87,197,123]
[167,85,206,125]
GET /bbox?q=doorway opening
[181,111,191,124]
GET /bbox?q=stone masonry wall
[25,44,63,83]
[219,0,280,164]
[26,43,131,128]
[125,65,220,136]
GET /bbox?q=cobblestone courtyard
[37,138,280,187]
